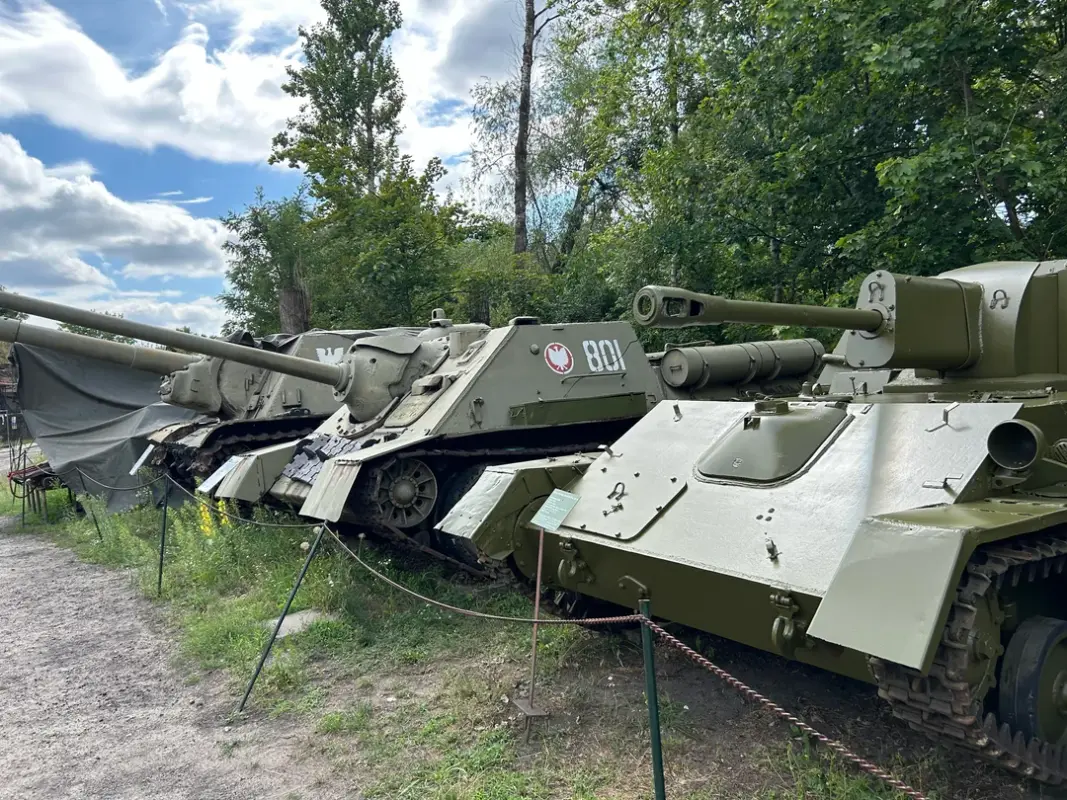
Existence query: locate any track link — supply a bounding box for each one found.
[871,531,1067,784]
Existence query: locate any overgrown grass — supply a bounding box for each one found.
[37,492,555,699]
[0,490,973,800]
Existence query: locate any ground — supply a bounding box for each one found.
[0,492,1063,800]
[0,527,335,800]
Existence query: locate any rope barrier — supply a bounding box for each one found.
[163,477,319,529]
[325,528,641,626]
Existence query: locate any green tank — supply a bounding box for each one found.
[0,291,426,482]
[197,308,824,567]
[439,260,1067,784]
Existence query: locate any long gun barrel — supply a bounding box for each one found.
[0,291,346,389]
[0,318,197,375]
[633,286,885,332]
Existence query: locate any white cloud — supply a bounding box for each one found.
[0,133,229,287]
[23,292,227,336]
[0,2,301,162]
[148,195,214,205]
[0,0,516,194]
[43,159,97,179]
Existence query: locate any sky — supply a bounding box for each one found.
[0,0,527,335]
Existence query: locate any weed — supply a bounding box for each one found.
[317,702,373,734]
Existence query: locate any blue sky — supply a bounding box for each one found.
[0,0,522,333]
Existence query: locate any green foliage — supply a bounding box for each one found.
[218,189,317,336]
[270,0,404,205]
[222,0,1067,349]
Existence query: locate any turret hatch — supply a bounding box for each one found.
[696,401,849,483]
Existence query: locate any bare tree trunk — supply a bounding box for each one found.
[513,0,536,258]
[278,257,312,334]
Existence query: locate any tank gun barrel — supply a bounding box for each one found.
[0,290,347,389]
[0,318,196,375]
[633,286,885,332]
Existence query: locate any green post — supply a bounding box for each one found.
[156,488,169,596]
[640,597,666,800]
[238,524,325,713]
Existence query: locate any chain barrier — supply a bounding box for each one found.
[325,526,930,800]
[641,619,930,800]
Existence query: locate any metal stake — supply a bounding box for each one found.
[513,527,549,733]
[640,597,666,800]
[156,489,169,596]
[19,452,26,528]
[88,504,103,542]
[238,524,326,713]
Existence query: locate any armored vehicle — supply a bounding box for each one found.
[440,260,1067,783]
[0,290,426,482]
[195,308,825,568]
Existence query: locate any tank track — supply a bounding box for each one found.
[160,420,325,482]
[870,531,1067,784]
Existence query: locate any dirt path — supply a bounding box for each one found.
[0,524,336,800]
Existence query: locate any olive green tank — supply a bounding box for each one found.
[439,260,1067,784]
[192,306,824,569]
[0,291,426,482]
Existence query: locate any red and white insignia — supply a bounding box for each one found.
[544,342,574,375]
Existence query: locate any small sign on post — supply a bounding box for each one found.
[529,488,580,532]
[513,488,582,734]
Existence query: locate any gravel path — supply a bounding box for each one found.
[0,524,335,800]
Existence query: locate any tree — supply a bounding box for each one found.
[270,0,405,207]
[470,15,622,272]
[218,190,316,335]
[310,158,457,329]
[58,312,136,345]
[513,1,571,255]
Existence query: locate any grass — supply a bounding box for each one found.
[0,485,999,800]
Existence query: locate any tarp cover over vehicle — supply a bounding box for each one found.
[9,342,201,511]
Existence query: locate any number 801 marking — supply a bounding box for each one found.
[582,339,627,373]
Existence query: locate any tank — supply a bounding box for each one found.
[439,260,1067,784]
[190,302,825,567]
[0,291,427,481]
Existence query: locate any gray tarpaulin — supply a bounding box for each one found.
[9,342,202,512]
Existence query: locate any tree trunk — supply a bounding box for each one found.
[557,172,592,267]
[994,175,1026,242]
[513,0,536,258]
[278,257,312,334]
